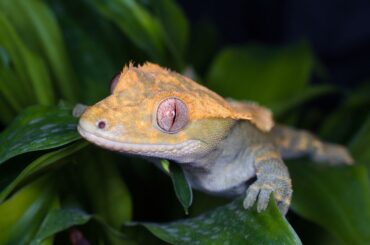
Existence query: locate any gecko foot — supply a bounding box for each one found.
[243,175,292,215]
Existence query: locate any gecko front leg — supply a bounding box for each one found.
[243,144,292,215]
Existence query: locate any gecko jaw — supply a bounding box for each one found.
[77,125,204,160]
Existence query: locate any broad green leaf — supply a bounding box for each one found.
[350,114,370,163]
[0,177,57,245]
[88,0,166,63]
[127,198,301,244]
[32,209,91,245]
[289,162,370,244]
[206,42,313,106]
[0,0,78,102]
[0,13,54,106]
[0,106,80,165]
[161,160,193,214]
[0,141,88,202]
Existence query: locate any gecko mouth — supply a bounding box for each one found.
[77,125,204,159]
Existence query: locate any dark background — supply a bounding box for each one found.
[178,0,370,87]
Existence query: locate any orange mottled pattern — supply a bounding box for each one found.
[81,63,274,145]
[113,63,273,131]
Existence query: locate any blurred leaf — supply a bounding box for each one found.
[0,13,54,106]
[0,13,34,102]
[0,95,16,124]
[0,0,77,102]
[32,208,91,245]
[161,160,193,214]
[48,0,127,103]
[188,20,219,73]
[67,149,132,228]
[148,0,189,68]
[89,0,166,63]
[0,177,57,245]
[272,85,336,116]
[289,162,370,244]
[0,141,88,202]
[350,113,370,171]
[320,84,370,143]
[207,42,313,106]
[127,198,301,244]
[0,68,24,112]
[32,208,135,245]
[0,106,80,165]
[61,25,116,103]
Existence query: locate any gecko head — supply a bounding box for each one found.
[78,62,273,162]
[78,63,235,162]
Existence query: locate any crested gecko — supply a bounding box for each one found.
[77,63,353,215]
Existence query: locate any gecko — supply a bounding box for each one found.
[77,63,353,215]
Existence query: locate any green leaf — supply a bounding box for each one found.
[32,209,91,245]
[0,94,16,124]
[148,0,189,68]
[0,13,34,102]
[65,149,132,228]
[0,68,25,112]
[127,198,301,244]
[0,0,78,102]
[188,20,219,72]
[289,162,370,244]
[88,0,166,63]
[0,177,57,245]
[271,85,336,116]
[0,141,88,202]
[319,84,370,143]
[31,208,131,245]
[0,13,54,106]
[47,0,124,103]
[161,160,193,214]
[0,106,80,165]
[206,42,313,106]
[349,114,370,163]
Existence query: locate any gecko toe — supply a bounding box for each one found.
[243,185,260,210]
[257,188,272,212]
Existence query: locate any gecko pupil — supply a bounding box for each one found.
[171,105,177,128]
[157,98,188,133]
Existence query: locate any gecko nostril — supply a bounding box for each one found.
[97,121,106,129]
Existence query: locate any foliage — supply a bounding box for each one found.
[0,0,369,244]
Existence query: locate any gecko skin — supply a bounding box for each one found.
[77,63,353,215]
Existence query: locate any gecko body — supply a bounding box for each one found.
[78,63,353,215]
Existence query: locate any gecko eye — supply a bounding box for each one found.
[110,72,121,93]
[156,98,188,133]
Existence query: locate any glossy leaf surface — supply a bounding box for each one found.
[0,106,80,165]
[128,198,301,245]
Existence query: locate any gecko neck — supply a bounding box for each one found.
[177,120,271,196]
